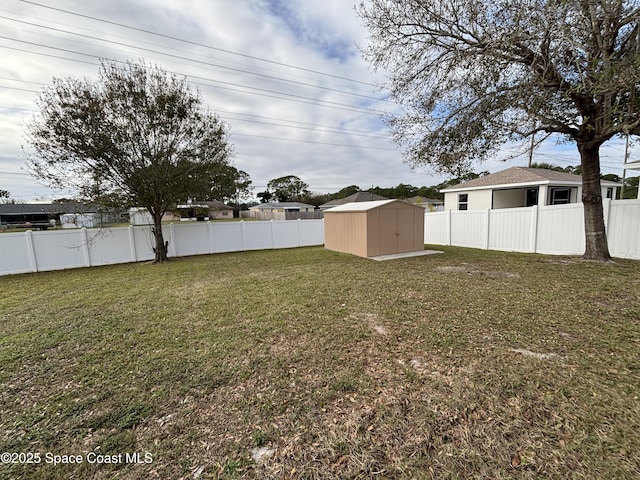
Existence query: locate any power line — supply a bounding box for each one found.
[0,40,381,115]
[19,0,379,88]
[230,132,397,151]
[0,14,387,103]
[0,100,390,140]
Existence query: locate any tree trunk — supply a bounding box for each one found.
[152,211,169,263]
[577,142,611,261]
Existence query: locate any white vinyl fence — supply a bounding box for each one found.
[424,199,640,260]
[0,219,324,276]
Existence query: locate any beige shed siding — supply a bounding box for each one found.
[324,208,368,257]
[324,200,424,258]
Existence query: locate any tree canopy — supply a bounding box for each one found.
[358,0,640,260]
[266,175,310,202]
[189,164,252,204]
[26,60,233,262]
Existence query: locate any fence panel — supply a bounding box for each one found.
[424,211,449,245]
[131,226,156,261]
[299,219,324,246]
[608,200,640,259]
[272,220,301,249]
[209,222,243,253]
[29,229,88,272]
[242,222,274,251]
[86,227,135,266]
[488,207,534,252]
[423,200,640,260]
[0,232,33,275]
[536,204,584,255]
[170,222,210,257]
[450,210,487,249]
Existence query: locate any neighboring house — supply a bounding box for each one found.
[130,201,234,225]
[0,202,119,229]
[441,167,621,211]
[172,201,234,221]
[407,196,444,212]
[319,192,388,211]
[623,160,640,199]
[248,202,315,213]
[244,202,319,220]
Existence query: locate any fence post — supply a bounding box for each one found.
[169,223,177,257]
[25,230,38,272]
[484,209,491,250]
[603,198,612,231]
[80,228,91,267]
[240,220,246,251]
[128,225,138,262]
[529,205,539,253]
[446,209,452,246]
[207,221,214,254]
[270,219,275,249]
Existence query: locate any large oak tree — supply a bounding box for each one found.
[267,175,310,202]
[358,0,640,260]
[26,60,233,262]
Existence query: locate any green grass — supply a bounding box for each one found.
[1,246,639,479]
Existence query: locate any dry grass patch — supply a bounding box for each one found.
[1,246,639,479]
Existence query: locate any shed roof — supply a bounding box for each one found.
[0,202,108,215]
[441,166,621,192]
[320,192,388,209]
[325,199,419,212]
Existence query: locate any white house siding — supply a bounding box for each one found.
[444,190,492,210]
[447,185,623,210]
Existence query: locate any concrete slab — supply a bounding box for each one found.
[369,250,444,261]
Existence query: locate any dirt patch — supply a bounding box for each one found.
[511,348,557,360]
[350,312,389,336]
[437,265,520,278]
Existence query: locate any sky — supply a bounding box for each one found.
[1,0,638,203]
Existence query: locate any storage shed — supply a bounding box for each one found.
[324,200,425,258]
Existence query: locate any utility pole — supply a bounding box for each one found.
[621,134,630,199]
[528,133,535,167]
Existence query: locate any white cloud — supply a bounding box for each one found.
[0,0,636,202]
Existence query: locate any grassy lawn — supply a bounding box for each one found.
[1,246,639,479]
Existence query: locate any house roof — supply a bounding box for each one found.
[441,167,621,192]
[175,201,233,210]
[320,192,388,209]
[0,202,108,215]
[324,199,420,212]
[250,202,315,210]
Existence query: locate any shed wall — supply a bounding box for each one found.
[325,201,424,257]
[324,211,368,257]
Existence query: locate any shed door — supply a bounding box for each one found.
[378,208,398,255]
[396,208,415,252]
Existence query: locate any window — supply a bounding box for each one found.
[458,194,468,210]
[550,188,571,205]
[606,188,614,199]
[526,188,539,207]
